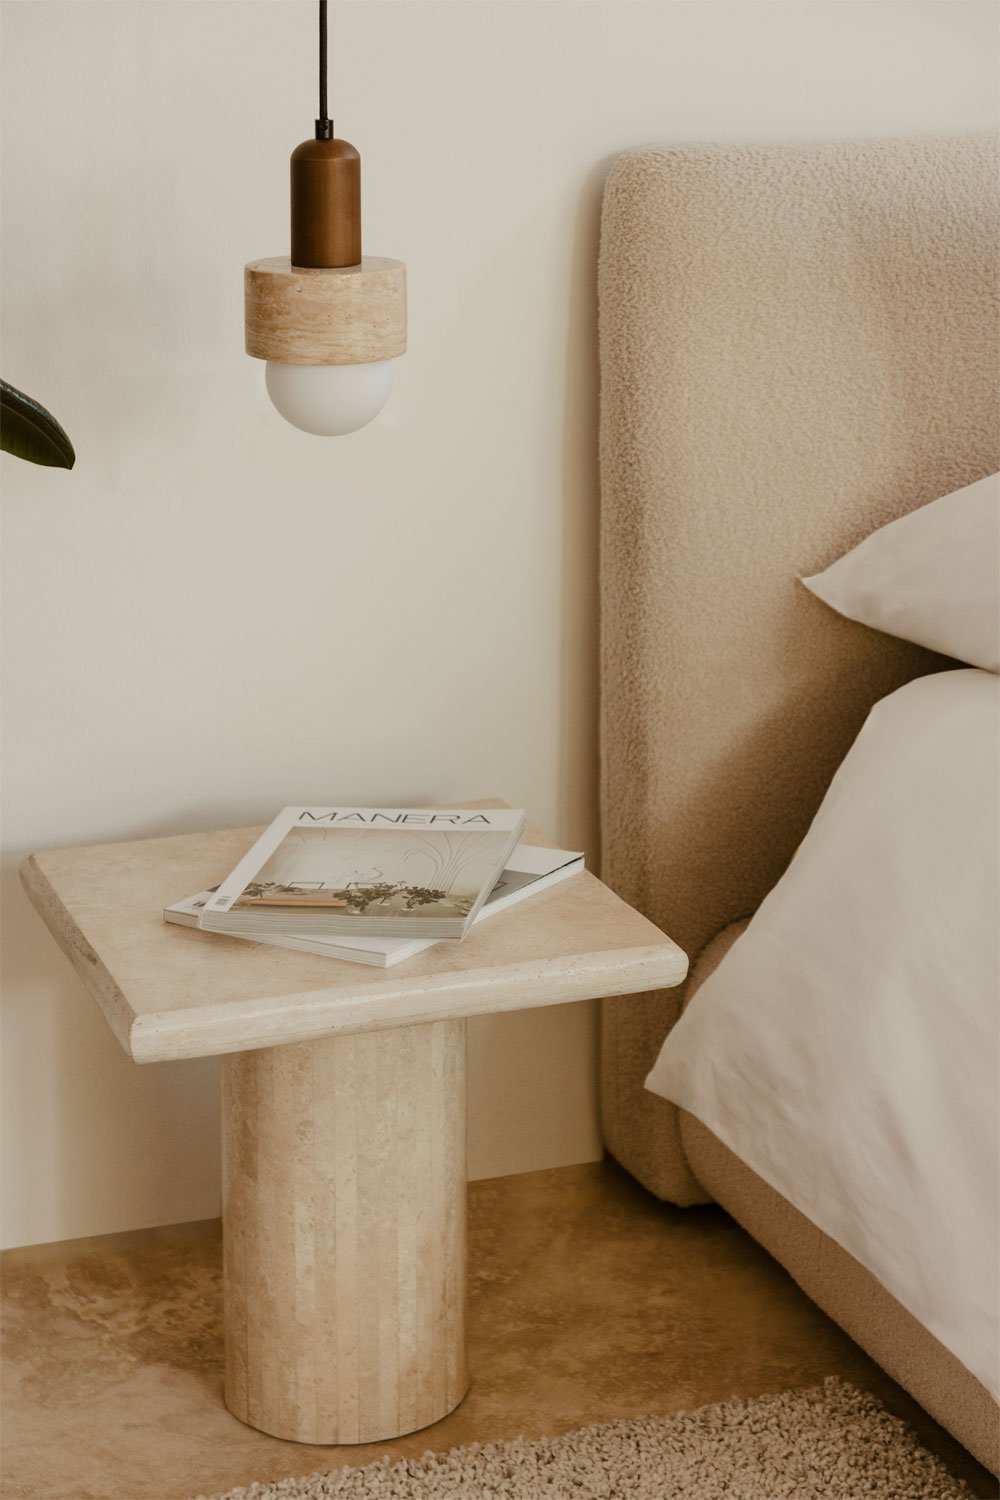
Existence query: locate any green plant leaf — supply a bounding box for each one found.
[1,379,75,469]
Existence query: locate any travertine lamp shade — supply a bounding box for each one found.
[244,256,407,366]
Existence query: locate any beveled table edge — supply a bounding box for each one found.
[127,943,687,1062]
[21,851,136,1056]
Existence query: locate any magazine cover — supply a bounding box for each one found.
[199,806,525,940]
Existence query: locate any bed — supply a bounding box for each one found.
[597,134,999,1472]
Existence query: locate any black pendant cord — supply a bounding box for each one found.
[316,0,333,138]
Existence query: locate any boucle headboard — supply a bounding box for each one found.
[598,135,1000,1202]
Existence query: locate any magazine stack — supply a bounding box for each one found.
[165,805,584,968]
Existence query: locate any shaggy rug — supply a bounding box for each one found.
[199,1380,977,1499]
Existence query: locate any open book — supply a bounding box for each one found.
[167,843,583,967]
[198,806,525,941]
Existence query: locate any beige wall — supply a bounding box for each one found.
[2,0,996,1249]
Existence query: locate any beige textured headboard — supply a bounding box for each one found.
[598,135,1000,1202]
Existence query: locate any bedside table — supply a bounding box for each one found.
[21,805,686,1446]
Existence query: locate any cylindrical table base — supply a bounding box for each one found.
[221,1019,468,1444]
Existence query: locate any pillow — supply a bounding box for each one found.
[802,472,999,672]
[645,668,999,1398]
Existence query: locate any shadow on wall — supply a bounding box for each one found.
[1,856,221,1249]
[558,156,616,869]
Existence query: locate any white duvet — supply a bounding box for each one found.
[646,669,999,1398]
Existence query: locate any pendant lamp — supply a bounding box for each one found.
[245,0,406,436]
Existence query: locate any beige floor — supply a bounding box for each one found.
[3,1161,996,1500]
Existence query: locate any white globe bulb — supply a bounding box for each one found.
[264,360,393,436]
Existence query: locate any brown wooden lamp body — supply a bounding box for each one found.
[291,137,361,269]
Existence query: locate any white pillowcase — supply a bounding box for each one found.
[646,669,1000,1396]
[803,472,999,672]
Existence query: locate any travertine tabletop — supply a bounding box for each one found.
[21,811,687,1065]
